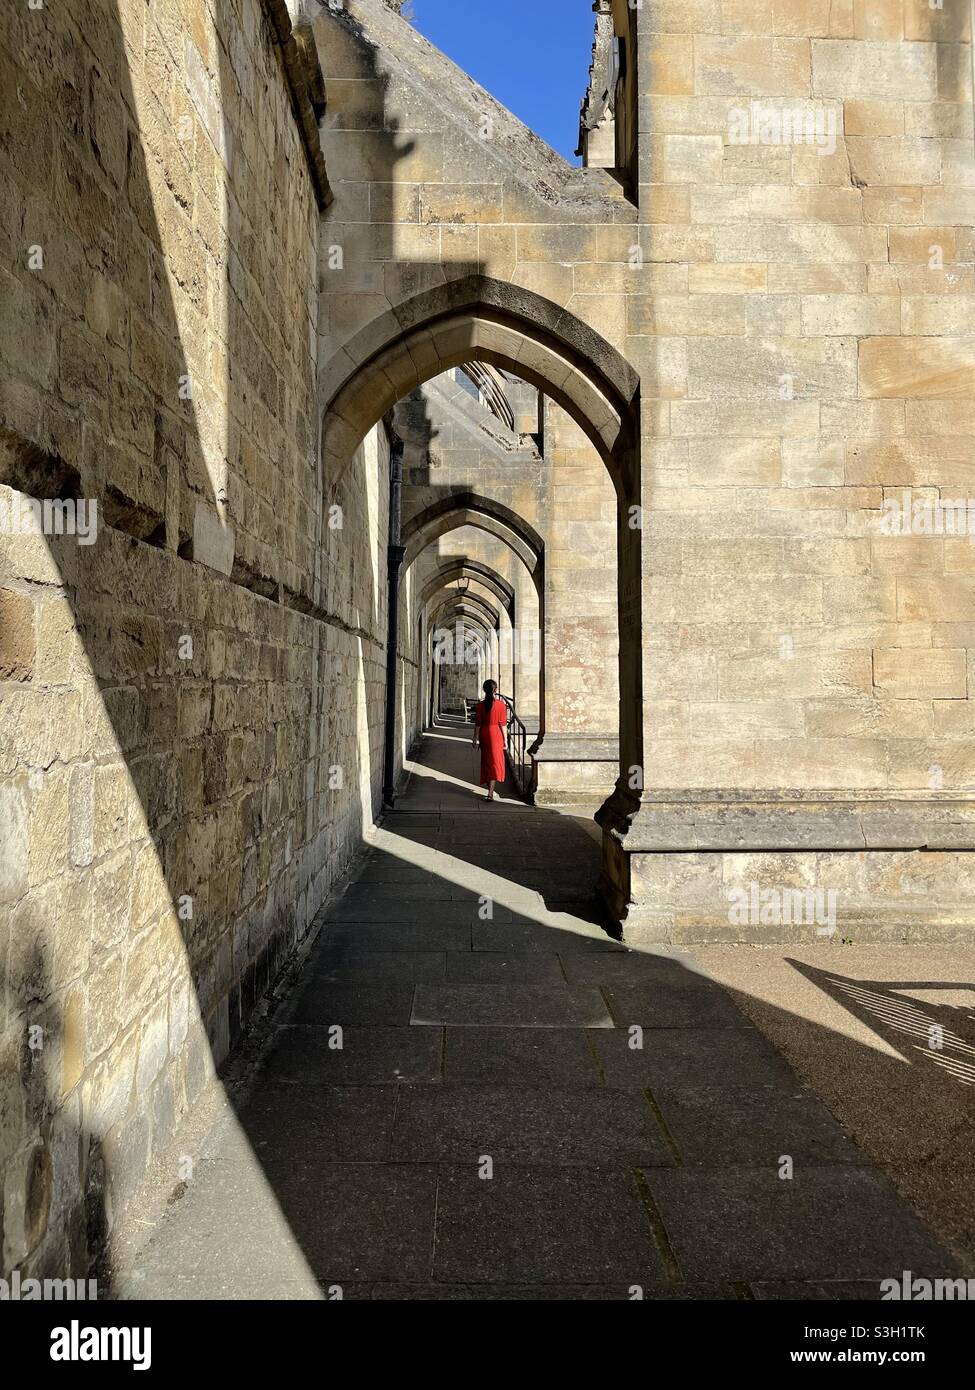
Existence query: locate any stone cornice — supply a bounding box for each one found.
[605,796,975,853]
[263,0,331,210]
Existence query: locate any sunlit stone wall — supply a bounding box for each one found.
[0,0,397,1279]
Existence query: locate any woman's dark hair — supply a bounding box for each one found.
[482,679,497,712]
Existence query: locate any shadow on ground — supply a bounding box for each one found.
[112,724,974,1301]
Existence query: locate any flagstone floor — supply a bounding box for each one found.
[113,721,966,1300]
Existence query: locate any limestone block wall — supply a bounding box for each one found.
[315,0,635,414]
[634,1,975,796]
[397,376,546,533]
[538,402,619,738]
[0,0,391,1280]
[439,655,483,713]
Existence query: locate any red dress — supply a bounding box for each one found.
[475,698,507,785]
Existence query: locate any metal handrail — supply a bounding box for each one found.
[500,695,535,802]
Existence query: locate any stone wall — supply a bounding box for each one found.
[0,0,398,1280]
[608,0,975,938]
[633,1,975,795]
[4,0,974,1281]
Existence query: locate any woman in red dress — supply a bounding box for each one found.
[472,679,507,801]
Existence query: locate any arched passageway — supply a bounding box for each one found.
[322,276,642,900]
[322,277,638,460]
[408,508,540,739]
[420,561,515,619]
[402,492,544,581]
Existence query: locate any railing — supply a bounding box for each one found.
[501,695,535,803]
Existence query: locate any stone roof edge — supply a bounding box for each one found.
[341,0,631,217]
[264,0,332,211]
[577,0,616,153]
[422,376,541,459]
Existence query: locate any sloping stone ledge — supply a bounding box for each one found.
[266,0,331,210]
[609,796,975,853]
[529,732,619,762]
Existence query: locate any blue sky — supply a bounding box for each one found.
[408,0,596,162]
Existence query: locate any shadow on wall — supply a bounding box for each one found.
[0,0,637,1291]
[0,0,400,1283]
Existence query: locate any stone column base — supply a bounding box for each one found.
[529,732,619,806]
[597,792,975,945]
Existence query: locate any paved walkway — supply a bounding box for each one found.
[117,721,960,1299]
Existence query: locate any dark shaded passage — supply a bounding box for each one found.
[115,727,963,1300]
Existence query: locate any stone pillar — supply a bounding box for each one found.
[532,402,620,803]
[510,563,541,728]
[597,0,975,945]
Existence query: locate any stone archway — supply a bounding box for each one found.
[420,561,515,620]
[419,557,523,729]
[408,502,541,727]
[322,276,639,479]
[402,492,544,582]
[430,592,500,635]
[321,275,643,872]
[432,603,494,720]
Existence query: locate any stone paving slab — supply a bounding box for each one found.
[690,942,975,1268]
[311,949,447,982]
[262,1163,440,1282]
[561,950,719,986]
[290,981,418,1026]
[389,1085,674,1166]
[340,881,467,902]
[432,1166,666,1284]
[471,922,626,953]
[651,1084,866,1168]
[319,922,473,952]
[258,1025,443,1086]
[237,1086,398,1163]
[645,1168,956,1283]
[750,1281,893,1301]
[603,983,754,1029]
[443,952,566,984]
[135,1155,440,1287]
[412,982,614,1028]
[590,1026,798,1089]
[351,862,455,884]
[116,1151,324,1285]
[443,1026,605,1088]
[324,901,516,925]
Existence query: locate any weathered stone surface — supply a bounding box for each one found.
[3,0,975,1289]
[0,586,34,681]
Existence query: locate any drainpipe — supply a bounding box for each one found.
[382,438,405,808]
